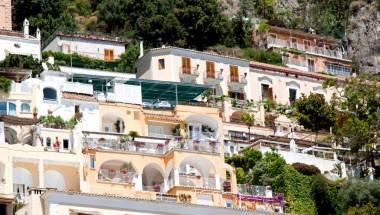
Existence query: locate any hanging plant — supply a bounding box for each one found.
[0,76,12,93]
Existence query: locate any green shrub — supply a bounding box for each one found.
[292,162,321,176]
[0,76,12,93]
[0,54,43,76]
[243,48,283,66]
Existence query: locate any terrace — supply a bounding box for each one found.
[83,131,220,155]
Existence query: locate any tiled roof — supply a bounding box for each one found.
[0,29,37,40]
[56,32,128,44]
[62,92,96,102]
[0,115,37,125]
[250,61,347,81]
[269,25,338,44]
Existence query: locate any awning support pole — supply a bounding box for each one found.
[175,84,178,105]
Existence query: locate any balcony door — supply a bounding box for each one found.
[261,84,273,100]
[230,65,239,82]
[308,59,315,72]
[206,61,215,78]
[181,57,191,74]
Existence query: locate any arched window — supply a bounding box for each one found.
[8,102,16,115]
[21,103,30,113]
[43,88,57,101]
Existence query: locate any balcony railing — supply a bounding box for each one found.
[204,71,223,82]
[10,82,32,93]
[267,37,346,60]
[98,169,136,184]
[228,75,247,85]
[179,66,200,76]
[143,184,164,192]
[283,57,308,68]
[62,82,94,95]
[84,132,220,155]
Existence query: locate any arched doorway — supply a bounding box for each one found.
[102,113,125,133]
[142,163,164,192]
[98,160,137,184]
[13,167,33,197]
[44,170,66,190]
[178,156,217,188]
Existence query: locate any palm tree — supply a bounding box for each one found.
[240,111,255,143]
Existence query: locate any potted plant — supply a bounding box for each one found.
[128,131,139,141]
[120,162,133,174]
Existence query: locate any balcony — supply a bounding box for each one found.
[84,131,220,155]
[61,82,93,95]
[228,75,247,92]
[204,70,223,84]
[179,66,200,83]
[178,174,216,189]
[283,57,308,69]
[98,169,136,184]
[267,37,347,60]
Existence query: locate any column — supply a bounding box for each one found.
[6,156,13,194]
[135,174,142,191]
[215,174,221,190]
[174,168,180,186]
[38,159,44,188]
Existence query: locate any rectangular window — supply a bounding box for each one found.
[75,105,80,114]
[63,139,69,150]
[289,88,297,103]
[104,49,114,61]
[181,57,191,74]
[230,65,239,82]
[206,61,215,78]
[261,84,273,100]
[304,40,311,51]
[90,155,96,169]
[308,59,315,72]
[62,43,71,54]
[158,58,165,70]
[290,38,297,48]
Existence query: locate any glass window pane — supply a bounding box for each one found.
[8,103,16,115]
[21,103,30,113]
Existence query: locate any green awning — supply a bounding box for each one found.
[72,74,114,91]
[125,79,213,103]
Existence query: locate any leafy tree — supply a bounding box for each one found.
[247,151,286,186]
[292,163,321,176]
[291,93,335,138]
[13,0,77,40]
[240,111,254,142]
[339,180,380,210]
[0,55,43,76]
[117,43,139,73]
[346,203,380,215]
[311,174,342,215]
[272,165,317,215]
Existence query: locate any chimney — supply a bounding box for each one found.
[23,19,30,38]
[36,28,41,40]
[139,41,144,58]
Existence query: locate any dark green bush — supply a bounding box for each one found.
[292,162,321,176]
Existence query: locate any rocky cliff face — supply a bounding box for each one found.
[346,1,380,73]
[219,0,380,73]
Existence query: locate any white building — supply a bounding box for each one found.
[43,32,127,61]
[0,19,41,61]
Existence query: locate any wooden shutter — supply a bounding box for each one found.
[268,87,273,100]
[104,49,114,61]
[206,61,215,78]
[182,57,191,74]
[230,65,238,82]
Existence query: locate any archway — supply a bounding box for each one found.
[98,160,137,184]
[178,156,217,188]
[13,167,33,196]
[44,170,66,190]
[102,113,125,133]
[142,163,164,192]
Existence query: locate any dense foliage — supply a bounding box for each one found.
[42,43,138,73]
[0,55,43,76]
[0,76,12,93]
